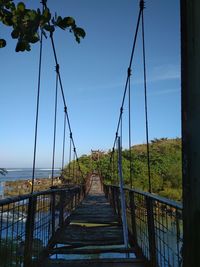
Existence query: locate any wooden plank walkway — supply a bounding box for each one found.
[38,176,146,267]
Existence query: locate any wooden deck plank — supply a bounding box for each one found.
[41,258,145,267]
[52,194,124,247]
[37,176,146,267]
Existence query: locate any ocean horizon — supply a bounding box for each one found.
[0,168,61,182]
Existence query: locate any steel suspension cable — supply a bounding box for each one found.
[111,1,143,152]
[141,2,151,193]
[51,65,59,187]
[68,135,72,178]
[109,0,143,174]
[75,159,78,183]
[41,0,83,177]
[72,148,76,182]
[31,28,43,193]
[115,137,119,185]
[128,73,133,188]
[61,107,67,171]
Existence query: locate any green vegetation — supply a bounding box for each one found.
[62,138,182,201]
[0,0,85,51]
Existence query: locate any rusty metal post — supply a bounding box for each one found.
[181,0,200,266]
[24,196,37,267]
[146,196,157,267]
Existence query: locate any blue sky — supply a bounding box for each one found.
[0,0,180,168]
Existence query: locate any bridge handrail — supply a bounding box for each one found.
[0,184,86,267]
[103,183,183,267]
[0,186,80,206]
[107,184,182,210]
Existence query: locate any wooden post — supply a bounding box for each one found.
[146,196,157,267]
[181,0,200,266]
[24,196,37,267]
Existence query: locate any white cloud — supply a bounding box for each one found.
[149,87,180,96]
[150,64,180,82]
[132,64,180,85]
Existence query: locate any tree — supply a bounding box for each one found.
[62,138,182,201]
[0,0,85,51]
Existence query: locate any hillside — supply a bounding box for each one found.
[62,138,182,201]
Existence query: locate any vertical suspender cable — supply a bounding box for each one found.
[141,1,151,193]
[110,0,143,183]
[128,71,133,188]
[120,109,123,182]
[51,65,59,187]
[115,138,119,185]
[61,107,67,171]
[42,0,83,178]
[118,136,129,250]
[31,29,43,194]
[69,136,72,178]
[75,159,78,183]
[111,149,114,183]
[72,148,76,182]
[120,108,123,148]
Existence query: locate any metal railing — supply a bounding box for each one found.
[104,184,183,267]
[0,185,86,267]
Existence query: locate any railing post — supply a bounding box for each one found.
[59,191,65,228]
[146,196,157,267]
[70,190,74,211]
[129,191,137,243]
[24,196,37,267]
[111,187,116,211]
[78,187,81,203]
[116,187,121,221]
[80,184,84,200]
[51,191,56,235]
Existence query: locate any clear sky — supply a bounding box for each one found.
[0,0,180,168]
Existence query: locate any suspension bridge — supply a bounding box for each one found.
[0,0,200,266]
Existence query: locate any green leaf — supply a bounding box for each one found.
[25,43,31,51]
[15,40,26,52]
[43,7,51,21]
[63,17,75,27]
[0,39,6,48]
[17,2,25,12]
[43,24,55,33]
[11,29,19,39]
[27,10,37,21]
[12,14,18,24]
[74,27,86,38]
[74,34,80,44]
[54,16,77,31]
[29,33,40,43]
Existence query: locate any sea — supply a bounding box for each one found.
[0,168,61,198]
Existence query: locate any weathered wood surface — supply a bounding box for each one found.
[43,258,145,267]
[38,176,146,267]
